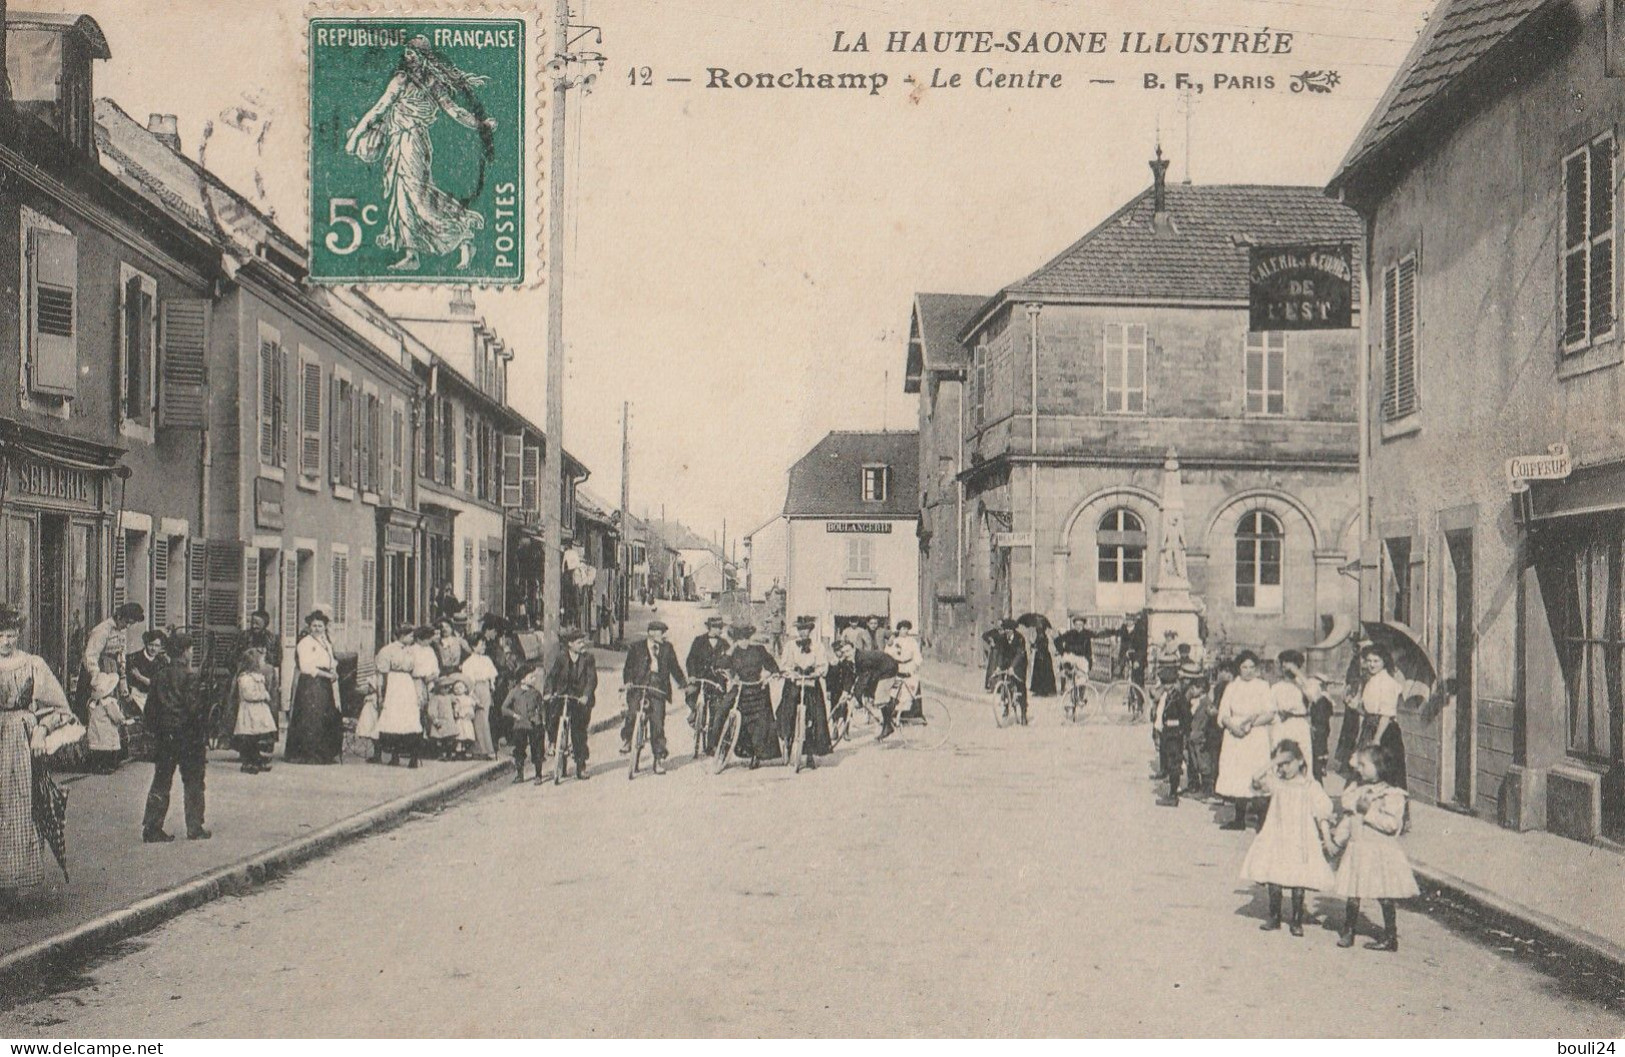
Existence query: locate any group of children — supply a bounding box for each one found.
[1148,651,1419,952]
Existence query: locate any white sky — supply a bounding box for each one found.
[53,0,1434,550]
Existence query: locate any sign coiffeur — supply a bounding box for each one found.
[1248,243,1354,330]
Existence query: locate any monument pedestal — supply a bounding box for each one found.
[1146,449,1202,664]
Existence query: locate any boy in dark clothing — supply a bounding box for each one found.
[1308,681,1335,783]
[141,634,211,842]
[1159,661,1201,806]
[502,666,548,783]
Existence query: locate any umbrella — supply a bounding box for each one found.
[31,760,68,882]
[1360,620,1436,703]
[1015,613,1051,630]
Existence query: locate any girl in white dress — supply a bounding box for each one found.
[1241,738,1334,936]
[373,625,425,768]
[1329,744,1419,951]
[1215,651,1275,830]
[459,638,499,759]
[232,647,279,774]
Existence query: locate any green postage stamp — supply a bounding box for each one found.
[309,18,526,285]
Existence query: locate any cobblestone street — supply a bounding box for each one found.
[2,646,1621,1037]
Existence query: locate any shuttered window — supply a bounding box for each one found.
[1381,256,1419,421]
[299,357,322,482]
[331,552,349,627]
[502,435,524,508]
[463,409,476,493]
[119,268,156,428]
[391,404,406,500]
[158,300,208,429]
[1563,134,1617,352]
[259,334,288,467]
[26,226,78,398]
[151,536,171,629]
[522,442,540,515]
[463,538,475,605]
[359,554,377,626]
[971,344,986,428]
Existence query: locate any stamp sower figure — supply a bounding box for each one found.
[619,620,685,774]
[142,633,211,842]
[544,629,597,779]
[344,36,497,272]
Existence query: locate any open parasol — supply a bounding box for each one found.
[1360,619,1436,704]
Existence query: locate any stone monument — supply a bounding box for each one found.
[1147,449,1202,663]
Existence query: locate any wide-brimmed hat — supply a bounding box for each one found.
[732,623,757,639]
[794,615,816,629]
[704,616,725,628]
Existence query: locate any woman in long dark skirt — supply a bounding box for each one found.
[1029,618,1057,698]
[1356,644,1408,790]
[284,612,343,764]
[724,625,780,768]
[776,618,833,768]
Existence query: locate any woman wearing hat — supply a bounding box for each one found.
[73,602,143,724]
[778,616,832,768]
[285,611,343,764]
[0,604,74,900]
[721,624,780,767]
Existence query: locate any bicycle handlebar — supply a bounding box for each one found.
[620,684,669,700]
[545,693,586,704]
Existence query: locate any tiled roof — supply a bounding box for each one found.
[783,431,919,519]
[905,293,982,393]
[967,184,1363,336]
[1330,0,1556,192]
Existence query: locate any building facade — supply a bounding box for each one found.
[774,431,919,639]
[1328,0,1625,840]
[926,167,1364,666]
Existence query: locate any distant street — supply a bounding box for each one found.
[2,603,1621,1037]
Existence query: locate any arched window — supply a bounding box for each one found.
[1235,510,1284,610]
[1097,508,1147,612]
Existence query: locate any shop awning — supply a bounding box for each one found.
[1529,461,1625,522]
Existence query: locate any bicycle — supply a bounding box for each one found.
[881,677,951,751]
[713,674,770,774]
[1058,659,1091,723]
[990,668,1026,727]
[1098,678,1148,724]
[548,693,587,784]
[622,683,669,780]
[780,672,821,772]
[688,676,725,759]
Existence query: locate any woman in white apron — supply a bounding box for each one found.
[372,624,424,768]
[1215,650,1276,830]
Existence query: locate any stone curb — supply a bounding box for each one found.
[0,710,630,1002]
[928,676,1625,973]
[1409,862,1625,974]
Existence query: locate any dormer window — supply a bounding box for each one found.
[862,464,890,503]
[6,13,110,154]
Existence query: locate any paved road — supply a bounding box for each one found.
[3,625,1622,1036]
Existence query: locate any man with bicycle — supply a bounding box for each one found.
[884,619,924,721]
[620,619,685,774]
[685,616,730,744]
[834,639,901,738]
[544,628,597,779]
[1054,615,1094,692]
[982,618,1029,721]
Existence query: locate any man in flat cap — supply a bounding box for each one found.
[685,616,731,751]
[543,628,597,779]
[621,618,685,771]
[982,617,1029,723]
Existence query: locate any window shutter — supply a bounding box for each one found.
[111,532,127,610]
[151,536,170,629]
[360,556,376,625]
[1591,137,1616,340]
[330,376,342,484]
[392,407,406,499]
[521,442,540,514]
[188,538,208,630]
[274,346,290,468]
[332,553,348,626]
[282,555,299,641]
[1395,257,1418,417]
[243,545,260,624]
[158,300,208,429]
[463,412,476,493]
[348,385,360,489]
[1381,265,1399,419]
[1565,149,1590,347]
[300,360,322,478]
[258,341,277,463]
[463,538,475,605]
[502,434,524,507]
[28,228,77,397]
[205,539,245,633]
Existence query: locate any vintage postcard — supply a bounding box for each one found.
[0,0,1620,1044]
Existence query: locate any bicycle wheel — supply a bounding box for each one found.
[628,702,647,780]
[994,683,1014,728]
[693,693,710,759]
[891,696,951,751]
[830,696,850,745]
[713,711,741,774]
[1078,682,1105,723]
[789,696,807,771]
[553,711,571,784]
[1101,681,1147,725]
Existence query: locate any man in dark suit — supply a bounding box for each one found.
[620,620,686,772]
[544,629,598,777]
[141,633,211,842]
[684,616,730,740]
[982,619,1029,720]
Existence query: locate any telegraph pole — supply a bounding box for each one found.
[619,400,629,643]
[542,0,603,638]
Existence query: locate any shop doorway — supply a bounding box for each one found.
[37,515,66,678]
[1447,531,1474,810]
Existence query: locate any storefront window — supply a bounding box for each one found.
[66,521,97,678]
[5,517,32,630]
[1556,522,1622,763]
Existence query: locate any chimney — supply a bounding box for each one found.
[1149,144,1174,235]
[449,288,477,317]
[147,113,180,152]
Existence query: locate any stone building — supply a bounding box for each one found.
[1328,0,1625,839]
[924,157,1364,665]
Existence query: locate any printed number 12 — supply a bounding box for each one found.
[629,66,652,86]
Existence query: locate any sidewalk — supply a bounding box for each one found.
[921,657,1625,970]
[0,643,633,997]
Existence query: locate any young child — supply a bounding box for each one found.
[425,675,461,759]
[501,666,548,783]
[85,671,127,774]
[1328,744,1418,951]
[450,676,478,759]
[1149,662,1179,777]
[232,647,278,773]
[1240,738,1335,936]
